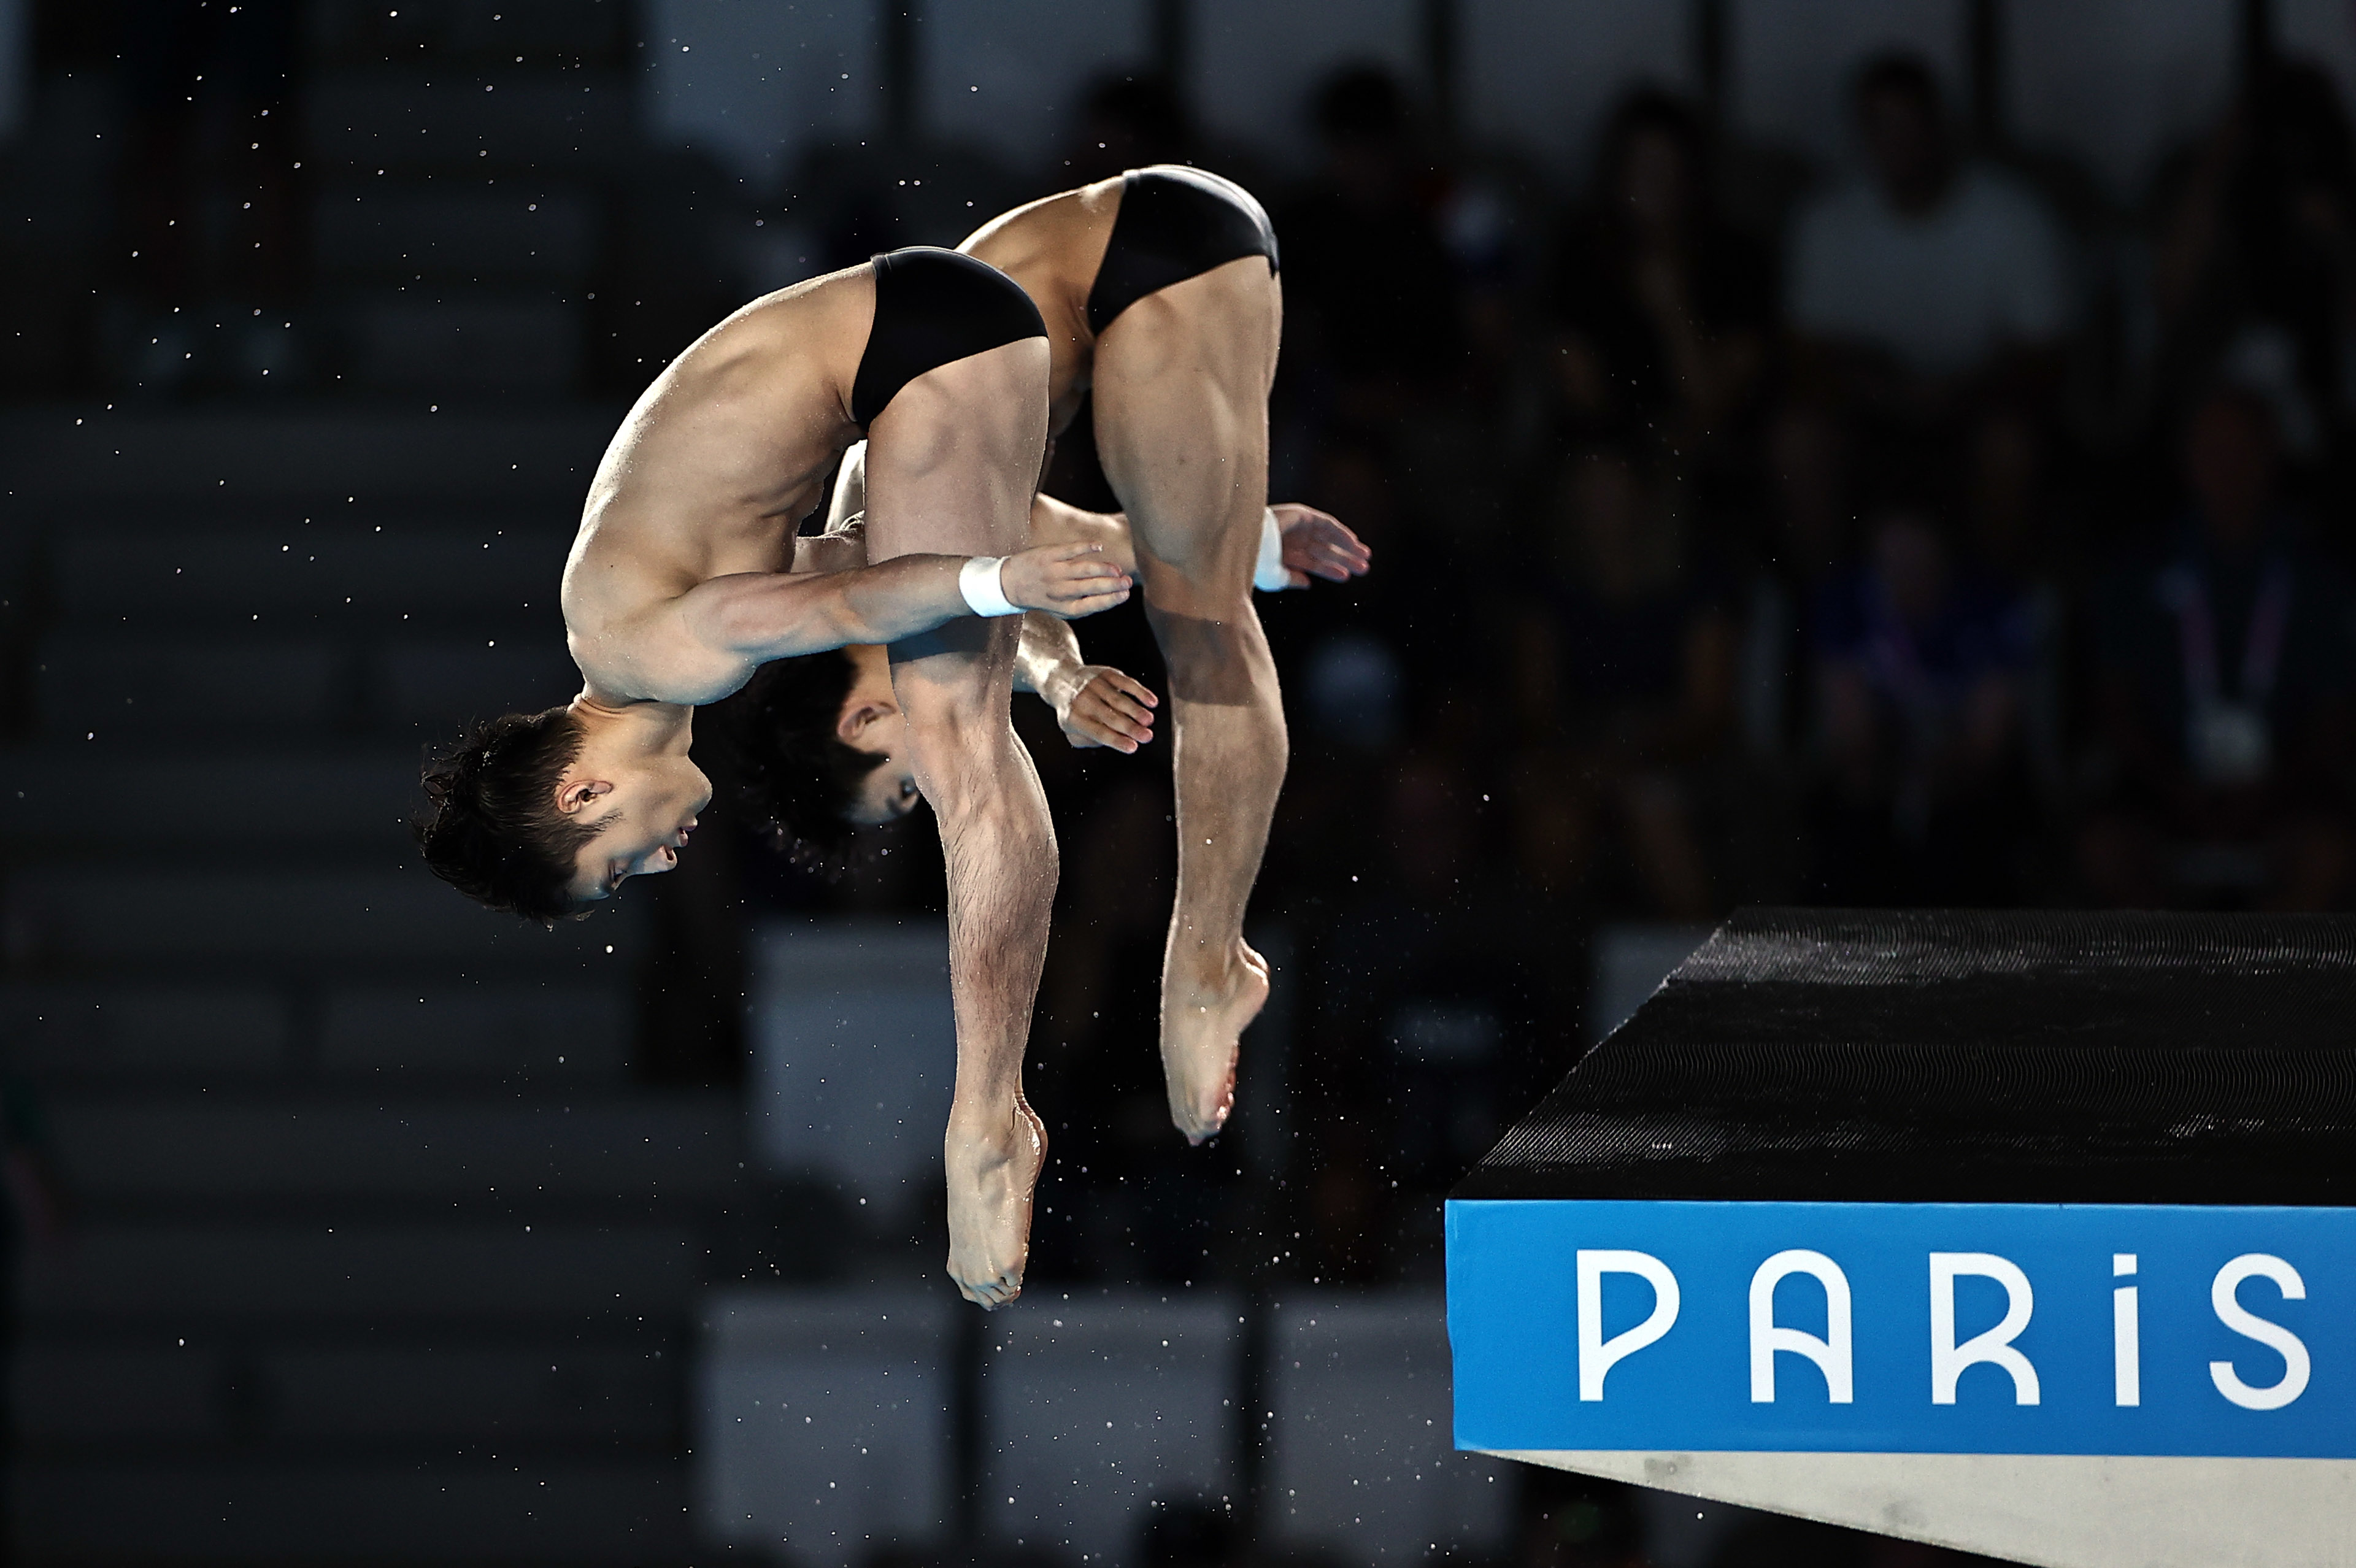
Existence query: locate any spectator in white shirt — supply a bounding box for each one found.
[1787,53,2073,415]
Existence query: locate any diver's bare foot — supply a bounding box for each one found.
[1160,939,1269,1145]
[944,1101,1046,1309]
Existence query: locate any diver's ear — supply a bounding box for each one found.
[554,778,615,817]
[837,694,899,745]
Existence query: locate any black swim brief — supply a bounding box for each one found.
[1085,166,1280,337]
[851,246,1047,429]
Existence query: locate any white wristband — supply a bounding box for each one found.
[1253,506,1289,592]
[958,555,1020,617]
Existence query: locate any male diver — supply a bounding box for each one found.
[736,169,1367,1150]
[415,247,1129,1308]
[972,167,1345,1145]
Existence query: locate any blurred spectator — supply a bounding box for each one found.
[1764,390,1857,587]
[1276,67,1461,423]
[1808,505,2033,905]
[1511,447,1734,917]
[2079,385,2355,909]
[115,0,304,391]
[1967,408,2052,583]
[1551,89,1773,456]
[1066,73,1195,185]
[2151,60,2356,472]
[1786,53,2071,424]
[1965,407,2072,798]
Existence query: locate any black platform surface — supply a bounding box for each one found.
[1456,909,2356,1208]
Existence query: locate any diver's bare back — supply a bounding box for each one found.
[560,265,874,707]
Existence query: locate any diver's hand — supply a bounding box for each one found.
[1000,543,1134,619]
[1274,504,1372,587]
[1045,663,1158,753]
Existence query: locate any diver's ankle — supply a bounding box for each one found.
[946,1099,1031,1156]
[1171,936,1254,996]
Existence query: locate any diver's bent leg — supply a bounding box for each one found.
[1140,602,1284,1143]
[1090,258,1285,1143]
[866,336,1055,1305]
[891,621,1055,1309]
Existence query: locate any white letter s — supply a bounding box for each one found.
[2211,1254,2309,1410]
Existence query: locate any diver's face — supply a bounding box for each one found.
[840,711,923,825]
[837,643,923,826]
[560,752,714,903]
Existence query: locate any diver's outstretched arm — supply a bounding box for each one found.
[1030,494,1372,589]
[679,544,1130,671]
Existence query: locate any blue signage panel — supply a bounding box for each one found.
[1448,1199,2356,1459]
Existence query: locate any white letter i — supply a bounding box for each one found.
[2114,1254,2140,1407]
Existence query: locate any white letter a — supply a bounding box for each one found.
[1750,1250,1853,1403]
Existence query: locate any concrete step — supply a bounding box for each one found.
[0,408,616,503]
[21,1221,699,1323]
[305,69,636,172]
[48,525,566,626]
[33,632,578,736]
[341,291,585,394]
[46,1093,738,1204]
[0,978,631,1083]
[16,1455,693,1564]
[1,866,641,971]
[1,749,420,850]
[19,1333,674,1447]
[315,181,601,283]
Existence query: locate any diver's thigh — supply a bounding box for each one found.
[1091,258,1277,566]
[864,336,1050,563]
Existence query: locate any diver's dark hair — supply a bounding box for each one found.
[720,650,890,870]
[416,705,598,922]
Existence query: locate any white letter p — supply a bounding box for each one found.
[1577,1249,1680,1401]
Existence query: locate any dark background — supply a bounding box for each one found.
[0,0,2344,1563]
